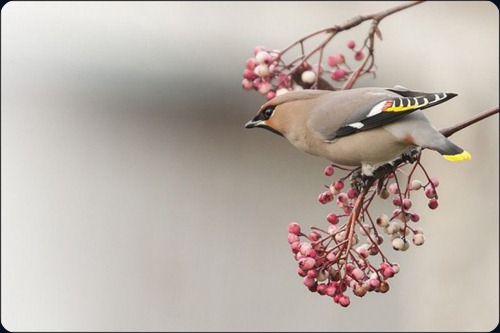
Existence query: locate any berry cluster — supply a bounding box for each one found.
[288,161,440,307]
[242,41,368,100]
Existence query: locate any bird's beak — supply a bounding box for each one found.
[244,119,264,129]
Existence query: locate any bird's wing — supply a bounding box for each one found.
[310,88,457,142]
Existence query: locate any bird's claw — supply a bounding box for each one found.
[350,169,375,193]
[401,146,421,164]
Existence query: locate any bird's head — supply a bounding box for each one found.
[244,90,327,137]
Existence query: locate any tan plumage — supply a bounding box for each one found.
[245,86,470,175]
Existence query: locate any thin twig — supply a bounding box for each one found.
[440,107,499,138]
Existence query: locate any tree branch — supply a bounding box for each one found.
[440,107,499,138]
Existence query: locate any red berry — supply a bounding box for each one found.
[338,295,350,307]
[402,198,412,210]
[246,58,257,70]
[428,198,439,209]
[243,69,255,80]
[410,213,420,222]
[318,191,333,204]
[347,188,358,199]
[303,276,316,288]
[317,283,327,295]
[308,231,321,242]
[334,180,345,190]
[324,165,335,176]
[287,222,301,235]
[327,213,339,224]
[425,186,436,199]
[327,54,345,66]
[392,196,402,207]
[347,40,356,49]
[330,68,346,80]
[430,177,440,187]
[354,50,365,61]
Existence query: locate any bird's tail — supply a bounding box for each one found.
[432,137,471,161]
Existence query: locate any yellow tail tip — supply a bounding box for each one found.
[443,151,471,161]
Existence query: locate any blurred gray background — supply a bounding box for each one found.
[1,1,498,331]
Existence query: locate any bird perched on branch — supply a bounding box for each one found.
[245,86,470,177]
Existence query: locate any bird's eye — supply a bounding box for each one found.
[263,106,275,120]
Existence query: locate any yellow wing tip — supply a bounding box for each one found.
[443,151,471,162]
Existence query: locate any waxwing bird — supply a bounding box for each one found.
[245,86,471,176]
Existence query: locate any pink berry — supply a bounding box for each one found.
[255,50,272,65]
[316,283,327,295]
[337,193,348,205]
[266,91,276,100]
[241,79,253,90]
[303,276,316,288]
[376,214,389,227]
[254,45,266,55]
[290,241,301,253]
[331,68,346,81]
[334,180,345,190]
[424,186,436,199]
[254,64,270,77]
[287,222,301,235]
[368,278,380,289]
[298,257,316,271]
[243,69,255,80]
[347,188,358,199]
[392,196,402,207]
[328,54,345,66]
[327,213,339,224]
[299,242,313,255]
[430,177,440,187]
[410,213,420,222]
[306,249,318,259]
[246,58,257,70]
[388,183,399,194]
[325,284,336,297]
[351,268,365,280]
[258,81,271,94]
[288,233,299,244]
[318,191,333,204]
[354,50,365,61]
[428,198,439,210]
[343,206,352,214]
[324,165,335,176]
[307,269,319,279]
[338,295,350,307]
[402,198,412,210]
[347,40,356,49]
[356,246,369,258]
[382,266,395,278]
[308,231,321,242]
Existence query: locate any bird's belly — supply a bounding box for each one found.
[316,128,409,166]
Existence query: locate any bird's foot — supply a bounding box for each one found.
[350,169,376,193]
[401,146,422,164]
